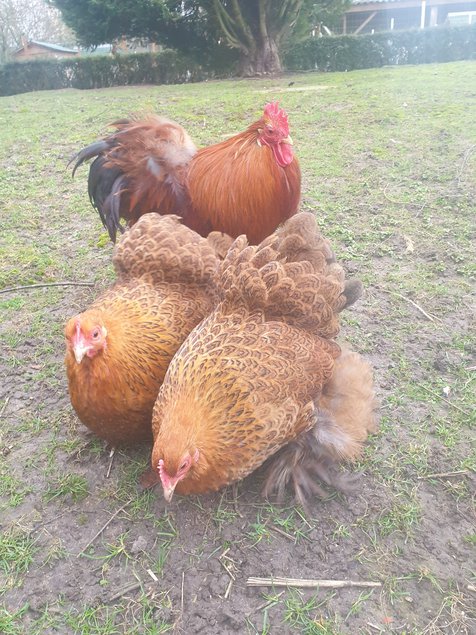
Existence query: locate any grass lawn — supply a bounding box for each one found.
[0,60,475,634]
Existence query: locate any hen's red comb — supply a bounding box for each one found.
[264,101,290,135]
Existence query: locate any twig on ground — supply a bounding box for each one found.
[181,571,185,613]
[457,144,476,185]
[0,281,95,295]
[0,397,10,418]
[270,526,296,542]
[468,585,476,592]
[367,623,385,632]
[108,582,141,602]
[417,470,469,480]
[379,287,442,323]
[105,447,115,479]
[383,181,407,205]
[224,578,233,599]
[147,569,158,582]
[246,577,381,589]
[247,591,285,616]
[418,384,471,416]
[77,499,132,556]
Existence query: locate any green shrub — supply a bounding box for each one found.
[1,25,474,96]
[0,49,236,97]
[285,24,476,71]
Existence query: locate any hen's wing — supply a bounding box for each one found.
[218,212,355,339]
[112,213,218,288]
[72,116,197,241]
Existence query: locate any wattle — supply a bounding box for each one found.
[272,142,294,168]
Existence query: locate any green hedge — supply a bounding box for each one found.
[285,24,476,72]
[1,25,475,96]
[0,49,235,97]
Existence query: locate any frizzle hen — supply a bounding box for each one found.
[148,212,370,501]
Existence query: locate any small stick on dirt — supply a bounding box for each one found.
[380,288,441,323]
[224,578,233,600]
[147,568,158,582]
[467,585,476,592]
[108,581,141,602]
[0,397,10,418]
[77,499,132,556]
[247,577,381,589]
[105,447,115,479]
[457,144,476,185]
[418,384,471,416]
[181,571,185,614]
[0,281,95,295]
[383,181,406,205]
[270,526,296,542]
[247,591,285,616]
[417,470,468,480]
[367,622,385,632]
[219,558,236,581]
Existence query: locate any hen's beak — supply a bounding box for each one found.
[73,343,89,364]
[162,483,177,503]
[282,134,293,145]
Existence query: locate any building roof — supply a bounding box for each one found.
[351,0,402,4]
[15,40,78,54]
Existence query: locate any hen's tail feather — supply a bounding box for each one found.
[268,213,364,311]
[112,213,219,286]
[342,279,363,309]
[218,212,352,338]
[262,350,377,508]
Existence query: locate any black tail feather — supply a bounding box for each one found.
[71,139,126,242]
[70,140,110,177]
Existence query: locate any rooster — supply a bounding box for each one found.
[145,213,376,502]
[72,102,300,245]
[64,213,225,445]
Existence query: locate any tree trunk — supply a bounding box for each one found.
[238,36,282,76]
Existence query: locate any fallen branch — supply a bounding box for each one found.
[418,384,471,416]
[246,577,381,589]
[77,499,132,556]
[417,470,468,480]
[0,281,95,295]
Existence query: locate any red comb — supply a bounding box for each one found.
[263,102,289,135]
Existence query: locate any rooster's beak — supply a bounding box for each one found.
[162,483,177,503]
[73,343,89,364]
[282,135,293,145]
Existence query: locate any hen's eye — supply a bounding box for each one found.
[92,329,100,339]
[179,461,188,472]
